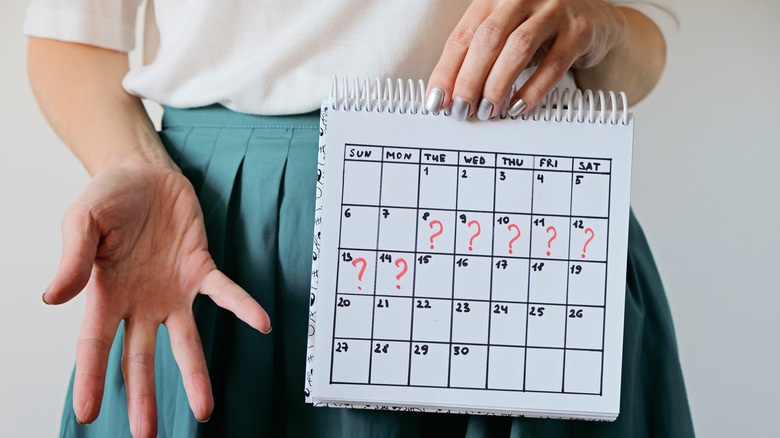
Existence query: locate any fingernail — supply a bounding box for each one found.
[508,98,527,116]
[197,415,211,424]
[261,326,272,335]
[477,98,494,121]
[75,416,91,425]
[451,97,469,121]
[425,87,444,114]
[42,283,51,305]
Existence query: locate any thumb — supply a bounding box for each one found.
[43,205,99,305]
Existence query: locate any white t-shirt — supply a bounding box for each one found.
[24,0,677,115]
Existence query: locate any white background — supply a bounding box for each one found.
[1,0,778,436]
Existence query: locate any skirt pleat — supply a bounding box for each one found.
[60,105,694,438]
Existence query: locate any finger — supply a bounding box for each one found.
[122,319,159,438]
[482,15,557,118]
[450,4,528,120]
[72,299,122,424]
[509,32,581,116]
[165,312,213,422]
[425,3,492,113]
[200,270,271,334]
[45,204,99,305]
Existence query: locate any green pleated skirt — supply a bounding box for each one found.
[60,105,695,437]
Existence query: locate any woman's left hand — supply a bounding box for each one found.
[426,0,627,119]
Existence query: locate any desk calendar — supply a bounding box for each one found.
[306,78,633,420]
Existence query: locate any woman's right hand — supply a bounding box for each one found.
[43,163,271,438]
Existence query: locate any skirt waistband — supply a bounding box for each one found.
[161,104,320,130]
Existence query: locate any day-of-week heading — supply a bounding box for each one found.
[536,157,573,170]
[576,159,611,173]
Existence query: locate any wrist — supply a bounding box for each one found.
[88,121,178,176]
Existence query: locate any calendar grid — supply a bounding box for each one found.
[522,163,536,392]
[561,157,576,393]
[365,153,388,385]
[331,143,612,395]
[406,147,424,386]
[328,143,351,385]
[445,150,463,388]
[599,168,614,396]
[485,151,499,389]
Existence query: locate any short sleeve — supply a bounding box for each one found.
[612,1,679,48]
[23,0,144,52]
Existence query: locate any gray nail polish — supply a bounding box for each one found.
[508,98,527,117]
[477,98,494,121]
[426,87,444,114]
[451,97,470,121]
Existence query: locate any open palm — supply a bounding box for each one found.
[44,164,270,438]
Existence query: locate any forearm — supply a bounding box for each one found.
[27,37,174,176]
[573,6,666,105]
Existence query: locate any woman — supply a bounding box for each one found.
[25,0,693,436]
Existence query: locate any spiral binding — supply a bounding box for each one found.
[328,76,629,125]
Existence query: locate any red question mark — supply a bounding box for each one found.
[429,220,443,249]
[507,224,521,254]
[468,220,481,251]
[582,228,595,258]
[351,258,367,290]
[394,258,408,289]
[546,226,557,256]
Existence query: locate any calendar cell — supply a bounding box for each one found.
[525,348,564,392]
[528,260,568,304]
[409,342,450,387]
[526,304,566,348]
[571,172,610,218]
[342,159,382,205]
[337,250,376,294]
[372,296,413,341]
[569,218,608,262]
[412,298,452,343]
[531,169,572,216]
[489,303,528,346]
[419,163,458,209]
[451,300,490,344]
[381,162,420,208]
[529,215,570,260]
[455,211,494,255]
[493,213,532,258]
[417,210,456,254]
[487,346,525,390]
[490,258,529,302]
[331,339,371,384]
[450,345,488,388]
[565,307,605,350]
[339,206,379,250]
[457,166,496,212]
[568,262,606,306]
[453,255,492,301]
[494,168,533,214]
[413,254,454,299]
[378,207,417,252]
[370,341,410,385]
[563,350,602,394]
[375,251,414,296]
[334,294,374,339]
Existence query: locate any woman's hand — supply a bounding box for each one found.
[426,0,642,120]
[43,164,271,437]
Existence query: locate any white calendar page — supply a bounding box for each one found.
[307,103,633,420]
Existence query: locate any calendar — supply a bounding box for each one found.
[306,78,633,420]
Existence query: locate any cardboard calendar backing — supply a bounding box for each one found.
[306,92,633,421]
